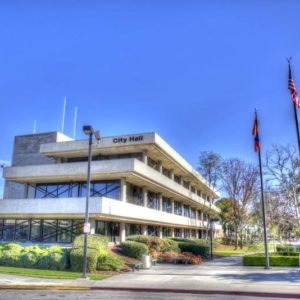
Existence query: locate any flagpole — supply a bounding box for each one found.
[288,59,300,158]
[255,110,270,269]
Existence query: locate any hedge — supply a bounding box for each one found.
[121,241,148,259]
[243,255,299,267]
[0,243,69,270]
[97,254,124,271]
[177,242,210,259]
[276,244,297,254]
[72,234,108,252]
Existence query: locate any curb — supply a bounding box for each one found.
[0,285,300,298]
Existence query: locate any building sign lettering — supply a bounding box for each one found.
[113,135,144,144]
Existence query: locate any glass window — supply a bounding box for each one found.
[69,183,79,197]
[15,220,29,241]
[147,191,160,210]
[147,157,159,171]
[27,185,35,198]
[183,205,190,217]
[147,225,159,237]
[57,184,69,198]
[174,228,181,237]
[191,208,196,219]
[183,181,190,189]
[162,197,172,213]
[30,220,42,242]
[57,220,72,243]
[72,220,84,239]
[42,220,57,242]
[183,229,190,238]
[174,175,181,184]
[162,227,171,237]
[197,210,202,220]
[95,221,120,243]
[174,201,182,215]
[35,185,47,198]
[106,182,120,200]
[125,224,142,236]
[191,229,197,238]
[47,184,58,198]
[162,167,171,178]
[3,220,15,241]
[92,182,106,197]
[0,219,3,240]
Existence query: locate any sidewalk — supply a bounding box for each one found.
[0,257,300,298]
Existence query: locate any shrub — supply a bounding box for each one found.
[243,255,299,267]
[161,239,180,253]
[121,241,148,259]
[188,254,203,265]
[97,254,124,271]
[158,251,177,263]
[127,235,163,251]
[276,244,296,254]
[72,234,108,253]
[177,242,210,258]
[20,252,39,268]
[70,248,99,272]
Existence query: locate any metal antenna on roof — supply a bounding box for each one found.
[61,96,67,133]
[33,120,37,134]
[73,105,78,140]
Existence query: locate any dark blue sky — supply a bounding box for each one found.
[1,1,300,195]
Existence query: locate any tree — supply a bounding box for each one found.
[220,158,259,249]
[197,151,221,191]
[265,144,300,230]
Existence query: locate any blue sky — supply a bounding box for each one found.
[1,1,300,196]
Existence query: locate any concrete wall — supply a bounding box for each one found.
[3,132,71,199]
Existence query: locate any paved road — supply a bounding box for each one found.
[0,290,297,300]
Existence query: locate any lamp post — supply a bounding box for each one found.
[209,217,219,260]
[82,125,100,279]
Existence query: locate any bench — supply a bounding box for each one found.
[151,258,158,266]
[129,262,143,272]
[174,256,189,265]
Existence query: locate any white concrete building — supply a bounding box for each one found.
[0,131,221,244]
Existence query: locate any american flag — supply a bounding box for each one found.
[252,113,260,152]
[288,62,300,108]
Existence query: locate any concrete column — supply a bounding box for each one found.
[179,176,183,185]
[120,222,126,242]
[89,220,96,234]
[142,224,147,236]
[171,198,175,214]
[159,226,163,239]
[171,227,175,238]
[142,186,148,207]
[158,160,163,173]
[189,229,193,239]
[159,193,163,211]
[142,149,148,165]
[169,169,174,180]
[181,203,185,216]
[181,228,185,238]
[120,177,127,202]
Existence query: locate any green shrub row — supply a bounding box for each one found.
[276,244,298,254]
[0,243,69,270]
[121,241,148,259]
[97,254,124,271]
[243,255,299,267]
[177,242,210,259]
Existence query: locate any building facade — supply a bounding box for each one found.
[0,131,221,244]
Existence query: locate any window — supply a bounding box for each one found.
[32,181,120,200]
[190,208,196,219]
[183,181,190,189]
[174,228,181,237]
[125,224,142,236]
[127,184,143,206]
[191,229,197,238]
[162,227,171,237]
[174,175,181,184]
[147,225,159,237]
[162,197,172,213]
[197,210,202,220]
[15,220,29,241]
[0,219,3,240]
[174,201,182,215]
[3,220,15,241]
[191,186,196,193]
[31,220,42,241]
[183,229,190,238]
[67,153,143,162]
[57,220,72,243]
[147,157,160,171]
[183,205,190,217]
[42,220,58,242]
[197,190,201,197]
[147,191,160,210]
[162,167,171,178]
[96,221,120,243]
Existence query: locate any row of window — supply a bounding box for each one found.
[0,219,84,243]
[0,219,209,243]
[29,181,120,200]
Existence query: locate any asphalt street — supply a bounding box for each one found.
[0,290,298,300]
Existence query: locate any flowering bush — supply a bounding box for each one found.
[158,251,178,263]
[149,249,161,258]
[188,254,203,265]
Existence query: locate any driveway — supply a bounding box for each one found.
[91,256,300,294]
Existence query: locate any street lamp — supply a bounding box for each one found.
[82,125,100,279]
[209,217,219,260]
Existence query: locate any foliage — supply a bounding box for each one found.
[158,251,178,263]
[158,251,202,265]
[70,248,99,272]
[72,234,108,253]
[243,254,299,267]
[177,242,210,258]
[276,244,297,254]
[97,254,124,271]
[121,241,148,259]
[0,243,69,270]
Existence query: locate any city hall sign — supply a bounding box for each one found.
[112,135,144,144]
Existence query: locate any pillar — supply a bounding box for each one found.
[142,186,148,207]
[157,160,163,173]
[120,177,127,202]
[142,149,148,164]
[159,226,163,239]
[170,169,174,180]
[171,227,175,238]
[142,224,148,236]
[159,193,163,211]
[181,228,185,238]
[89,220,96,235]
[171,198,175,214]
[120,222,126,242]
[181,203,185,216]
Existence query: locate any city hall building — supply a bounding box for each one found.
[0,131,221,244]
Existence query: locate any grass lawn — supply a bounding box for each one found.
[0,266,111,280]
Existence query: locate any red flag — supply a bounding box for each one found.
[252,114,260,152]
[289,62,300,108]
